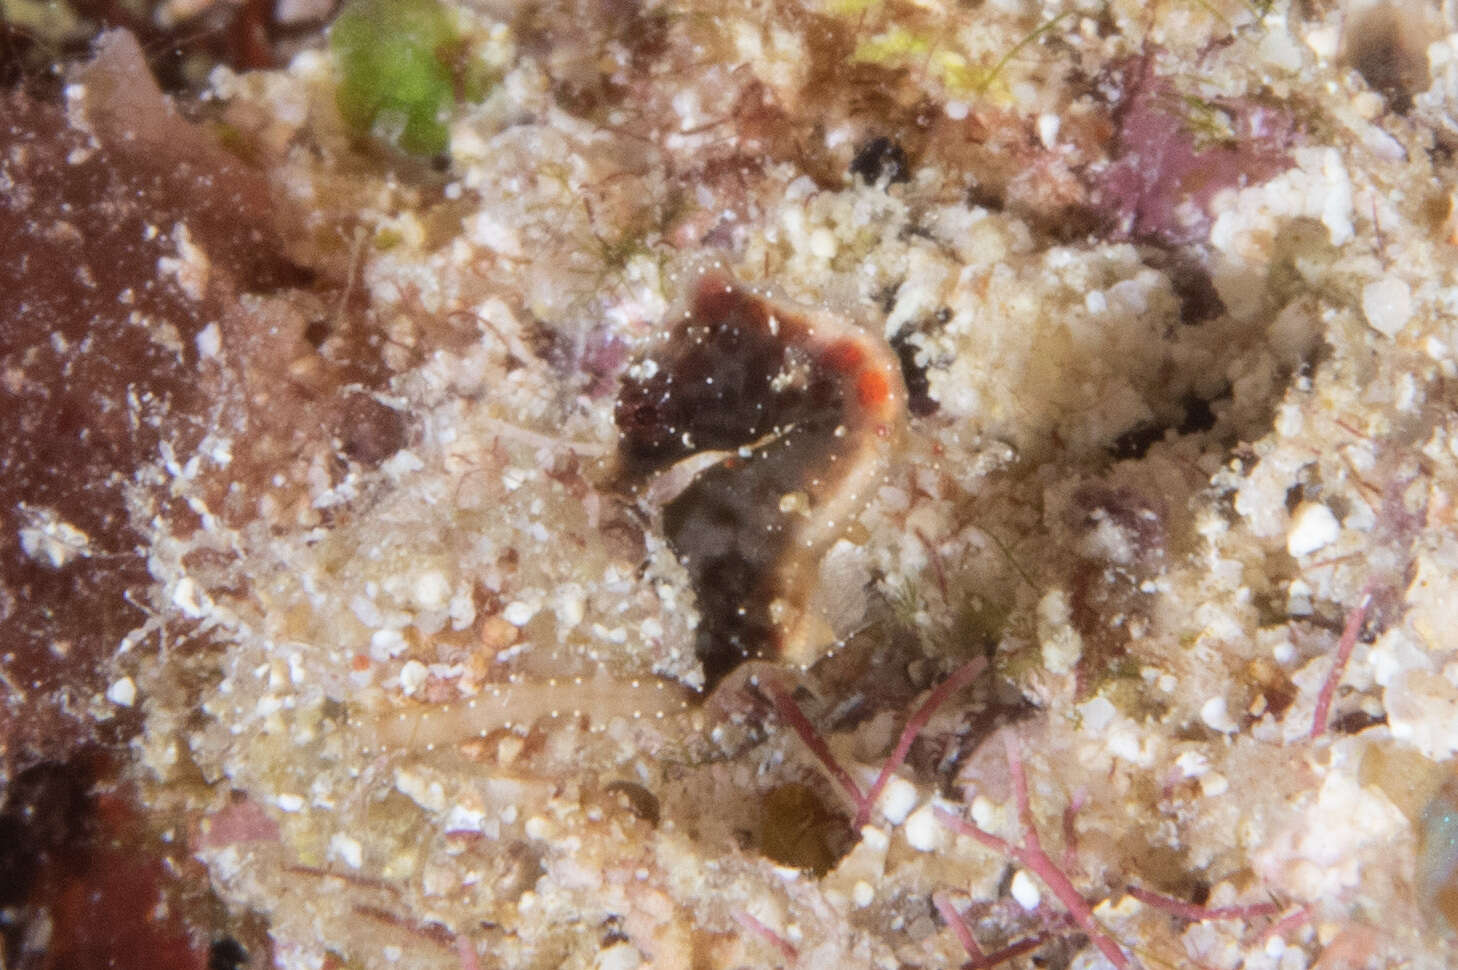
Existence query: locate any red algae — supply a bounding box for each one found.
[0,87,224,769]
[0,32,315,771]
[1096,53,1298,246]
[0,31,386,967]
[0,753,215,970]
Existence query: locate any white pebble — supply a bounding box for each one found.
[370,628,406,659]
[411,570,451,610]
[171,576,210,619]
[399,660,428,696]
[276,793,305,812]
[503,601,537,626]
[595,943,643,970]
[1361,277,1412,337]
[1304,24,1339,60]
[1274,402,1303,438]
[195,322,222,360]
[555,589,586,628]
[970,795,999,830]
[809,227,838,260]
[445,804,486,833]
[1174,750,1210,779]
[1286,579,1313,617]
[1351,90,1384,121]
[1078,696,1116,733]
[329,832,364,869]
[1036,113,1060,149]
[1287,502,1340,557]
[1200,696,1238,734]
[903,804,944,852]
[878,776,918,825]
[1010,870,1042,910]
[853,880,875,907]
[106,676,136,707]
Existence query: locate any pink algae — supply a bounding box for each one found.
[1096,54,1298,247]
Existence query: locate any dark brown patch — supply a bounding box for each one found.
[892,331,938,417]
[757,782,853,875]
[603,781,661,827]
[1345,3,1431,115]
[849,135,910,187]
[335,392,409,467]
[0,752,217,970]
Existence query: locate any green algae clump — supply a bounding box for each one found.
[330,0,460,157]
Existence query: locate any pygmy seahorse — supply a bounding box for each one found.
[357,269,907,751]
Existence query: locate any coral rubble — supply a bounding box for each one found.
[7,1,1458,968]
